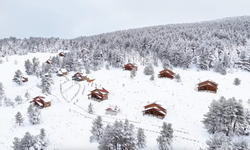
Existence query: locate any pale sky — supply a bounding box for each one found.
[1,0,250,39]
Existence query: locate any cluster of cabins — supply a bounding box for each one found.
[31,52,219,119]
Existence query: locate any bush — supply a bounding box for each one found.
[234,78,241,85]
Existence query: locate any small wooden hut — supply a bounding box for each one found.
[22,77,28,82]
[123,63,138,71]
[142,102,167,119]
[197,80,218,93]
[72,72,85,81]
[30,96,51,108]
[158,69,175,79]
[56,68,68,76]
[88,88,109,101]
[106,106,119,115]
[59,52,65,57]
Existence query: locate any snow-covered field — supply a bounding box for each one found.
[0,52,250,150]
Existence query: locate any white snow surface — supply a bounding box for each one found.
[0,52,250,150]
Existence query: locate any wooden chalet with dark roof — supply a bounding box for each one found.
[72,72,85,81]
[197,80,218,93]
[59,52,65,57]
[56,68,68,76]
[88,88,109,101]
[30,96,51,108]
[158,69,175,79]
[142,102,167,119]
[45,59,52,64]
[123,63,138,71]
[22,77,28,82]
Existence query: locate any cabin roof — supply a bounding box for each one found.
[198,80,218,87]
[159,69,175,76]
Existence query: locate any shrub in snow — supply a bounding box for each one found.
[15,95,23,104]
[130,68,136,78]
[27,105,42,125]
[143,65,154,75]
[15,111,24,126]
[206,133,231,150]
[25,91,31,101]
[234,78,241,85]
[4,97,14,107]
[150,75,155,81]
[0,82,5,100]
[90,116,104,142]
[156,122,173,150]
[174,73,181,82]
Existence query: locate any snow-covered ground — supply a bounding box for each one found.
[0,52,250,150]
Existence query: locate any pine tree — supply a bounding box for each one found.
[174,73,181,82]
[19,132,36,150]
[98,124,113,149]
[0,82,5,105]
[27,105,42,125]
[15,95,23,104]
[4,97,13,107]
[91,116,104,142]
[137,128,146,148]
[12,69,24,85]
[32,57,41,78]
[122,119,137,150]
[150,75,155,81]
[41,73,53,95]
[206,133,232,150]
[24,59,33,75]
[88,103,94,114]
[36,128,48,150]
[156,122,174,150]
[12,137,20,150]
[15,111,24,126]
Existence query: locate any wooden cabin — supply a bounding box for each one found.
[56,68,68,76]
[123,63,138,71]
[72,72,85,81]
[158,69,175,79]
[197,80,218,93]
[81,48,88,53]
[59,52,65,57]
[88,88,109,101]
[106,105,119,115]
[22,77,28,82]
[30,96,51,108]
[45,59,52,64]
[142,102,167,119]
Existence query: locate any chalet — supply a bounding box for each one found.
[56,68,68,76]
[72,72,85,81]
[123,63,138,71]
[81,48,88,53]
[88,88,109,101]
[158,69,175,79]
[106,105,119,115]
[30,96,51,108]
[197,80,218,93]
[142,102,167,119]
[22,77,28,82]
[59,52,65,57]
[45,59,52,64]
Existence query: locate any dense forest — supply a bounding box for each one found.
[1,16,250,73]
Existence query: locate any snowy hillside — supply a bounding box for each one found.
[0,52,250,150]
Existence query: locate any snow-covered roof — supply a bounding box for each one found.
[143,107,166,115]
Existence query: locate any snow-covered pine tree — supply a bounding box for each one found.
[206,133,232,150]
[156,122,174,150]
[32,57,41,78]
[98,124,113,149]
[27,105,42,125]
[12,69,24,85]
[150,75,155,81]
[15,111,24,126]
[122,119,137,150]
[19,132,36,150]
[41,73,53,95]
[137,127,146,148]
[35,128,48,150]
[4,97,14,107]
[12,137,20,150]
[232,138,250,150]
[15,95,23,104]
[143,65,154,75]
[88,103,94,114]
[24,59,33,75]
[90,116,104,142]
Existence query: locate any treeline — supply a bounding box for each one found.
[1,16,250,72]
